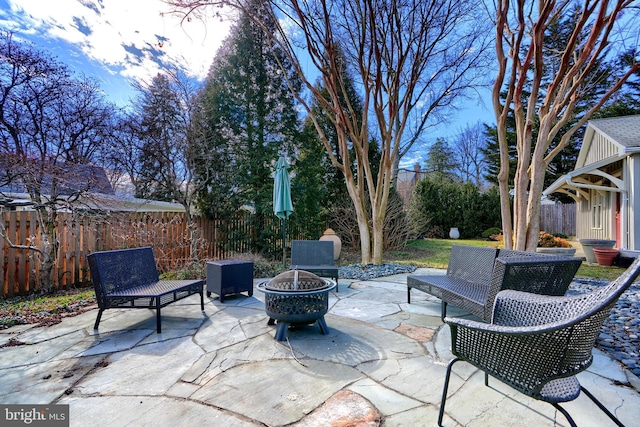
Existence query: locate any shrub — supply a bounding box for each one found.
[408,177,501,239]
[328,187,412,251]
[538,231,572,248]
[482,227,502,239]
[491,234,504,244]
[161,261,207,280]
[160,252,284,281]
[227,252,285,277]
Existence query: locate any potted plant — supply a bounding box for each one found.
[536,232,577,256]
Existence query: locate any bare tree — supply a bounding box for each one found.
[116,70,206,259]
[168,0,492,264]
[0,31,116,291]
[453,122,488,188]
[491,0,640,250]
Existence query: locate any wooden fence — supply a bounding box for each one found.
[540,203,576,236]
[1,211,303,298]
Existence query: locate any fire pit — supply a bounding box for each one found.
[257,269,336,341]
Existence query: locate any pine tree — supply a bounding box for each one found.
[425,138,459,182]
[195,0,302,254]
[133,73,186,202]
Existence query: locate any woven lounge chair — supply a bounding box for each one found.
[290,240,339,291]
[438,256,640,427]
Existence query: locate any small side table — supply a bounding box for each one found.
[206,260,254,302]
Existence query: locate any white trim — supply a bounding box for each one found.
[543,155,625,196]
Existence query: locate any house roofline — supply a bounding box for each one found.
[0,192,186,213]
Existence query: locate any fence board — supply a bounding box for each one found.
[18,211,27,293]
[1,213,6,297]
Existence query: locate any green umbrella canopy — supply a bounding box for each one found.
[273,156,293,219]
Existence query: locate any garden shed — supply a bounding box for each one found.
[543,114,640,255]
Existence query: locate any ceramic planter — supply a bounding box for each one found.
[592,247,619,266]
[319,228,341,260]
[449,227,460,239]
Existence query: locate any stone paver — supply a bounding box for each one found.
[1,275,639,427]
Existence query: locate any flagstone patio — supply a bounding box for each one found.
[1,269,639,426]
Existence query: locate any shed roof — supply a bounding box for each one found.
[543,114,640,199]
[588,115,640,148]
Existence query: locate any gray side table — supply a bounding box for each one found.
[206,260,254,302]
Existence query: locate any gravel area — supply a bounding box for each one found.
[569,278,640,377]
[339,263,640,378]
[339,263,417,280]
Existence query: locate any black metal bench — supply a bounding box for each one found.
[87,247,204,333]
[407,245,582,322]
[290,240,339,291]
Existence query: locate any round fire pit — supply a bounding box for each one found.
[257,270,336,341]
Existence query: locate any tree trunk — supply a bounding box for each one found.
[184,207,200,262]
[494,93,513,249]
[345,178,371,264]
[390,155,400,189]
[371,197,386,265]
[36,206,58,293]
[524,133,550,251]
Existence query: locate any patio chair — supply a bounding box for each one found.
[438,256,640,427]
[290,240,339,291]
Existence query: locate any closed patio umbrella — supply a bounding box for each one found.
[273,156,293,267]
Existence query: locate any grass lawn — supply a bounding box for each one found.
[0,288,96,330]
[401,238,626,281]
[403,238,500,268]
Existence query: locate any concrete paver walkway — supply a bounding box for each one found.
[1,269,639,426]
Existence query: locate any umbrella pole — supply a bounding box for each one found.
[282,218,287,268]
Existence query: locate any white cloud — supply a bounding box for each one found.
[4,0,232,83]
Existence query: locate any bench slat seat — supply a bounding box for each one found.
[88,247,204,333]
[106,280,203,299]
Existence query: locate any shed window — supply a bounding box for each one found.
[591,193,604,229]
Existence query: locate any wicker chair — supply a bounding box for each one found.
[290,240,339,291]
[408,244,581,322]
[438,256,640,427]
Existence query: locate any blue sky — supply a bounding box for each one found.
[0,0,231,106]
[0,0,495,166]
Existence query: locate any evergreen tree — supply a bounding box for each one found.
[132,73,186,201]
[482,118,516,187]
[408,176,500,239]
[195,0,302,255]
[424,138,459,182]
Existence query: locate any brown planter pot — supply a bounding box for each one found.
[592,247,619,266]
